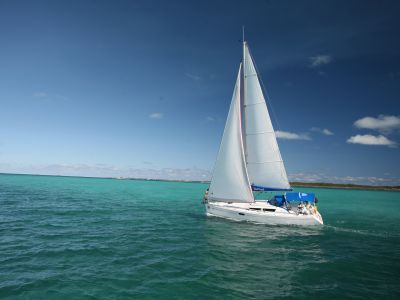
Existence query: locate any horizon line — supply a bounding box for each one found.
[1,172,399,191]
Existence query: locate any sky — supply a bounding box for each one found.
[0,0,399,185]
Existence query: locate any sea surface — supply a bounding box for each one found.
[1,173,399,299]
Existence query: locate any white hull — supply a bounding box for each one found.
[205,201,323,226]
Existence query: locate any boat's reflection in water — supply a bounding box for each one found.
[201,218,326,298]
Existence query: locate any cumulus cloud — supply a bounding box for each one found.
[354,115,400,133]
[149,112,163,119]
[275,130,311,140]
[310,127,334,136]
[309,55,332,68]
[347,134,396,147]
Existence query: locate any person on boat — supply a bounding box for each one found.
[297,201,309,215]
[305,201,311,215]
[203,188,209,203]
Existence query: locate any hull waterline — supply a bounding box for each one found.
[205,201,323,226]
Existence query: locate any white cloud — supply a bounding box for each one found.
[275,130,311,140]
[309,55,332,68]
[354,115,400,133]
[322,129,333,135]
[149,112,163,119]
[347,134,396,147]
[310,127,334,135]
[289,172,400,186]
[185,73,201,81]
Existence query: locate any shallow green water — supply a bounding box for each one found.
[1,173,399,299]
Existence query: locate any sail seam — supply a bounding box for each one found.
[247,160,283,164]
[244,101,265,107]
[246,131,274,135]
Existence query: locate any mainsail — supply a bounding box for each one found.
[208,64,254,203]
[242,42,291,191]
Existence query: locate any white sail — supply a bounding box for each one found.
[208,63,254,203]
[242,42,291,190]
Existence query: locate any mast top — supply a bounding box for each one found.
[242,26,245,43]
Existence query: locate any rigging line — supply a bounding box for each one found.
[246,43,282,133]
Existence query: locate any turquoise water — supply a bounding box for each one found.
[1,174,399,299]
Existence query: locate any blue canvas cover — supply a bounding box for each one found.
[252,185,292,192]
[285,192,315,202]
[272,195,285,207]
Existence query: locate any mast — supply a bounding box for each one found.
[241,26,253,195]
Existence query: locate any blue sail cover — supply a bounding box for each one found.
[285,192,315,202]
[252,185,292,192]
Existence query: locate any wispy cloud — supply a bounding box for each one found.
[388,72,400,79]
[275,130,311,140]
[185,73,201,82]
[205,116,215,122]
[354,115,400,133]
[309,55,332,68]
[347,134,396,147]
[149,112,163,119]
[310,127,334,135]
[33,92,68,102]
[33,92,48,98]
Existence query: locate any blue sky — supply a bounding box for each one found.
[0,0,399,184]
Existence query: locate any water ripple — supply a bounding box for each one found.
[1,174,400,299]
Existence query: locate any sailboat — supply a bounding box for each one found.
[203,38,323,226]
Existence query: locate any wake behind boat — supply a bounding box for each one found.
[203,36,323,226]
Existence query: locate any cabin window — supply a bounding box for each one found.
[263,208,276,212]
[249,207,261,211]
[238,213,245,216]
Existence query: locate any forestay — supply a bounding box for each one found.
[242,42,291,191]
[208,64,254,203]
